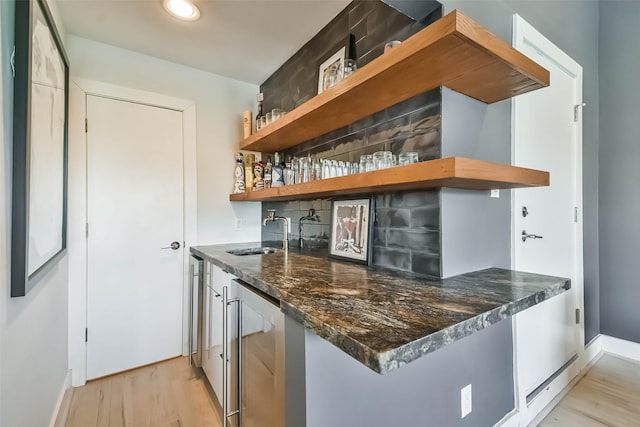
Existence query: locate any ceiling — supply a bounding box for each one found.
[57,0,352,85]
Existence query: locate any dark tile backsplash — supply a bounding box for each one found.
[259,0,443,277]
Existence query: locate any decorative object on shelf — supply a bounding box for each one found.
[243,110,252,138]
[317,34,355,95]
[233,152,245,194]
[253,160,265,191]
[11,0,70,297]
[329,198,373,265]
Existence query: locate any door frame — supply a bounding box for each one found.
[509,14,585,425]
[68,78,197,386]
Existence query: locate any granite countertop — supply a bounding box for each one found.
[191,242,570,374]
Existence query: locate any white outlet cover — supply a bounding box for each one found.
[490,189,500,198]
[233,217,243,231]
[461,384,472,418]
[286,217,291,233]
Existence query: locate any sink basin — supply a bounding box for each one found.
[226,247,281,256]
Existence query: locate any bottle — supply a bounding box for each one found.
[283,157,292,185]
[244,153,255,191]
[233,153,245,194]
[253,160,264,191]
[264,156,273,188]
[255,93,264,132]
[272,152,284,187]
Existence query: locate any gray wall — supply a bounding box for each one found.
[598,1,640,344]
[439,0,601,343]
[305,319,514,427]
[0,1,70,425]
[441,88,512,278]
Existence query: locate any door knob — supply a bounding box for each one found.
[161,241,181,250]
[522,230,543,242]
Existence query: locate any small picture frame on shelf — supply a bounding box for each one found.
[329,197,373,265]
[316,34,355,95]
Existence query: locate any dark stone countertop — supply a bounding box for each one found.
[191,242,570,374]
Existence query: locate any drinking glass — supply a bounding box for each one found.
[272,108,283,121]
[265,112,273,125]
[259,116,267,129]
[343,59,357,78]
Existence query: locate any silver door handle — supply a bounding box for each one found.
[161,241,181,250]
[522,230,543,242]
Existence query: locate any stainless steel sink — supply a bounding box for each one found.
[226,247,281,256]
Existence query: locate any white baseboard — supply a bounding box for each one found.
[601,334,640,362]
[496,335,640,427]
[49,370,73,427]
[494,409,520,427]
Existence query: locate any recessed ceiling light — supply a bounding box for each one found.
[163,0,200,21]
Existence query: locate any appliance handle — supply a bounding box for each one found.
[236,298,243,424]
[188,262,194,365]
[223,286,240,425]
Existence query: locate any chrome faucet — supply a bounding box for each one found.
[263,209,289,250]
[299,208,320,249]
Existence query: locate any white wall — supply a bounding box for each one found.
[67,35,263,245]
[66,36,262,384]
[1,0,70,425]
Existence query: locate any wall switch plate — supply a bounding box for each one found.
[461,384,472,418]
[233,217,243,231]
[490,189,500,198]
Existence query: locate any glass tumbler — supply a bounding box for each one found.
[343,59,357,78]
[271,108,283,122]
[399,152,418,166]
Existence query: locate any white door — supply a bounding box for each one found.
[511,15,583,418]
[86,95,185,379]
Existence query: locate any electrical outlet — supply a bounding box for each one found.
[490,189,500,198]
[461,384,472,418]
[233,217,243,231]
[286,217,291,233]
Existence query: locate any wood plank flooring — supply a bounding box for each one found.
[65,352,640,427]
[539,354,640,426]
[65,357,221,427]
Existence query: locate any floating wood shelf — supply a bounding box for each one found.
[240,10,549,154]
[229,157,549,202]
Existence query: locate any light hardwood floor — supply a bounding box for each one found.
[64,352,640,427]
[65,357,222,427]
[539,354,640,426]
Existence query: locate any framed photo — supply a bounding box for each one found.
[329,198,373,265]
[11,0,70,297]
[316,34,355,95]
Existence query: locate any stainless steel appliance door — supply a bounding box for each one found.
[232,280,285,427]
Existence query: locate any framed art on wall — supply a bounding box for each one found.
[316,34,355,95]
[11,0,70,297]
[329,198,373,265]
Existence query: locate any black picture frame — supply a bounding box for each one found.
[316,33,356,95]
[11,0,70,297]
[329,197,374,265]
